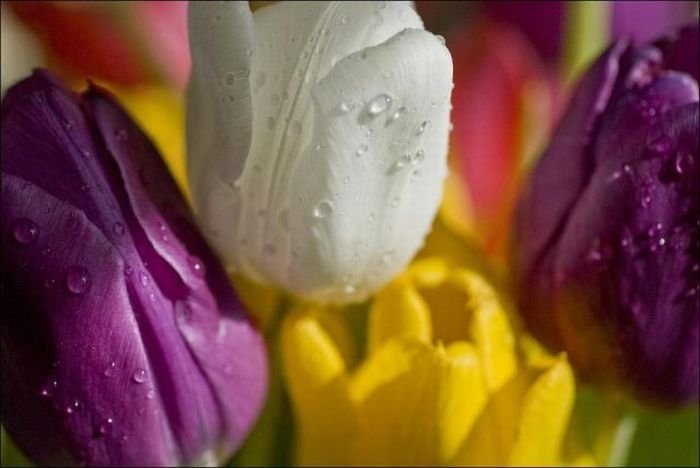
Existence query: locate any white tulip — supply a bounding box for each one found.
[187,1,453,304]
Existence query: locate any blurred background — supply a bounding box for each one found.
[1,1,698,466]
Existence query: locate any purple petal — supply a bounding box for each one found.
[1,70,267,465]
[514,40,630,281]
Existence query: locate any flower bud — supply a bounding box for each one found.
[1,70,267,465]
[186,1,453,304]
[514,26,699,405]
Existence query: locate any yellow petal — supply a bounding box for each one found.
[349,339,487,465]
[439,341,488,462]
[449,270,517,391]
[280,308,357,465]
[508,355,575,466]
[368,281,432,353]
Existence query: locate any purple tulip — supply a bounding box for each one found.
[1,70,267,465]
[513,25,699,406]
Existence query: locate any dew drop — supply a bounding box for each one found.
[390,196,401,208]
[146,389,155,400]
[115,129,128,141]
[396,153,412,169]
[44,278,56,289]
[41,247,51,256]
[368,213,376,223]
[39,387,51,398]
[65,266,90,295]
[356,143,369,156]
[416,120,430,135]
[103,361,116,377]
[11,218,39,244]
[313,201,334,219]
[315,142,324,151]
[340,15,349,25]
[367,93,392,116]
[648,135,673,155]
[132,368,147,384]
[188,255,206,277]
[410,150,424,167]
[124,266,133,276]
[338,100,353,114]
[139,272,149,287]
[674,150,694,174]
[342,176,350,184]
[387,106,407,125]
[112,222,125,236]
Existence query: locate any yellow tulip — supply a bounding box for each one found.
[281,257,596,466]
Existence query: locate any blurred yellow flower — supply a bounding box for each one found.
[281,256,595,466]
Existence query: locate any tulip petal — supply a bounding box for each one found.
[281,28,451,303]
[508,356,575,465]
[554,100,699,404]
[188,1,448,304]
[186,1,255,220]
[280,308,357,465]
[1,71,266,465]
[350,339,486,465]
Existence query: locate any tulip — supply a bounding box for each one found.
[513,25,699,405]
[281,257,594,466]
[186,1,453,304]
[0,70,267,465]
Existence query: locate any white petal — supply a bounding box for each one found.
[287,28,452,303]
[189,1,451,304]
[186,1,254,222]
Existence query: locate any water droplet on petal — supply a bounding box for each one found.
[103,361,116,377]
[675,150,694,174]
[648,135,674,155]
[413,149,425,165]
[11,218,39,244]
[387,106,407,125]
[340,15,349,25]
[342,176,350,184]
[416,120,430,135]
[112,222,125,236]
[188,256,206,277]
[313,201,334,219]
[367,93,392,116]
[356,144,368,156]
[390,197,401,208]
[338,100,354,114]
[44,278,56,289]
[139,272,149,287]
[132,368,147,384]
[65,266,90,295]
[146,389,155,400]
[396,153,412,169]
